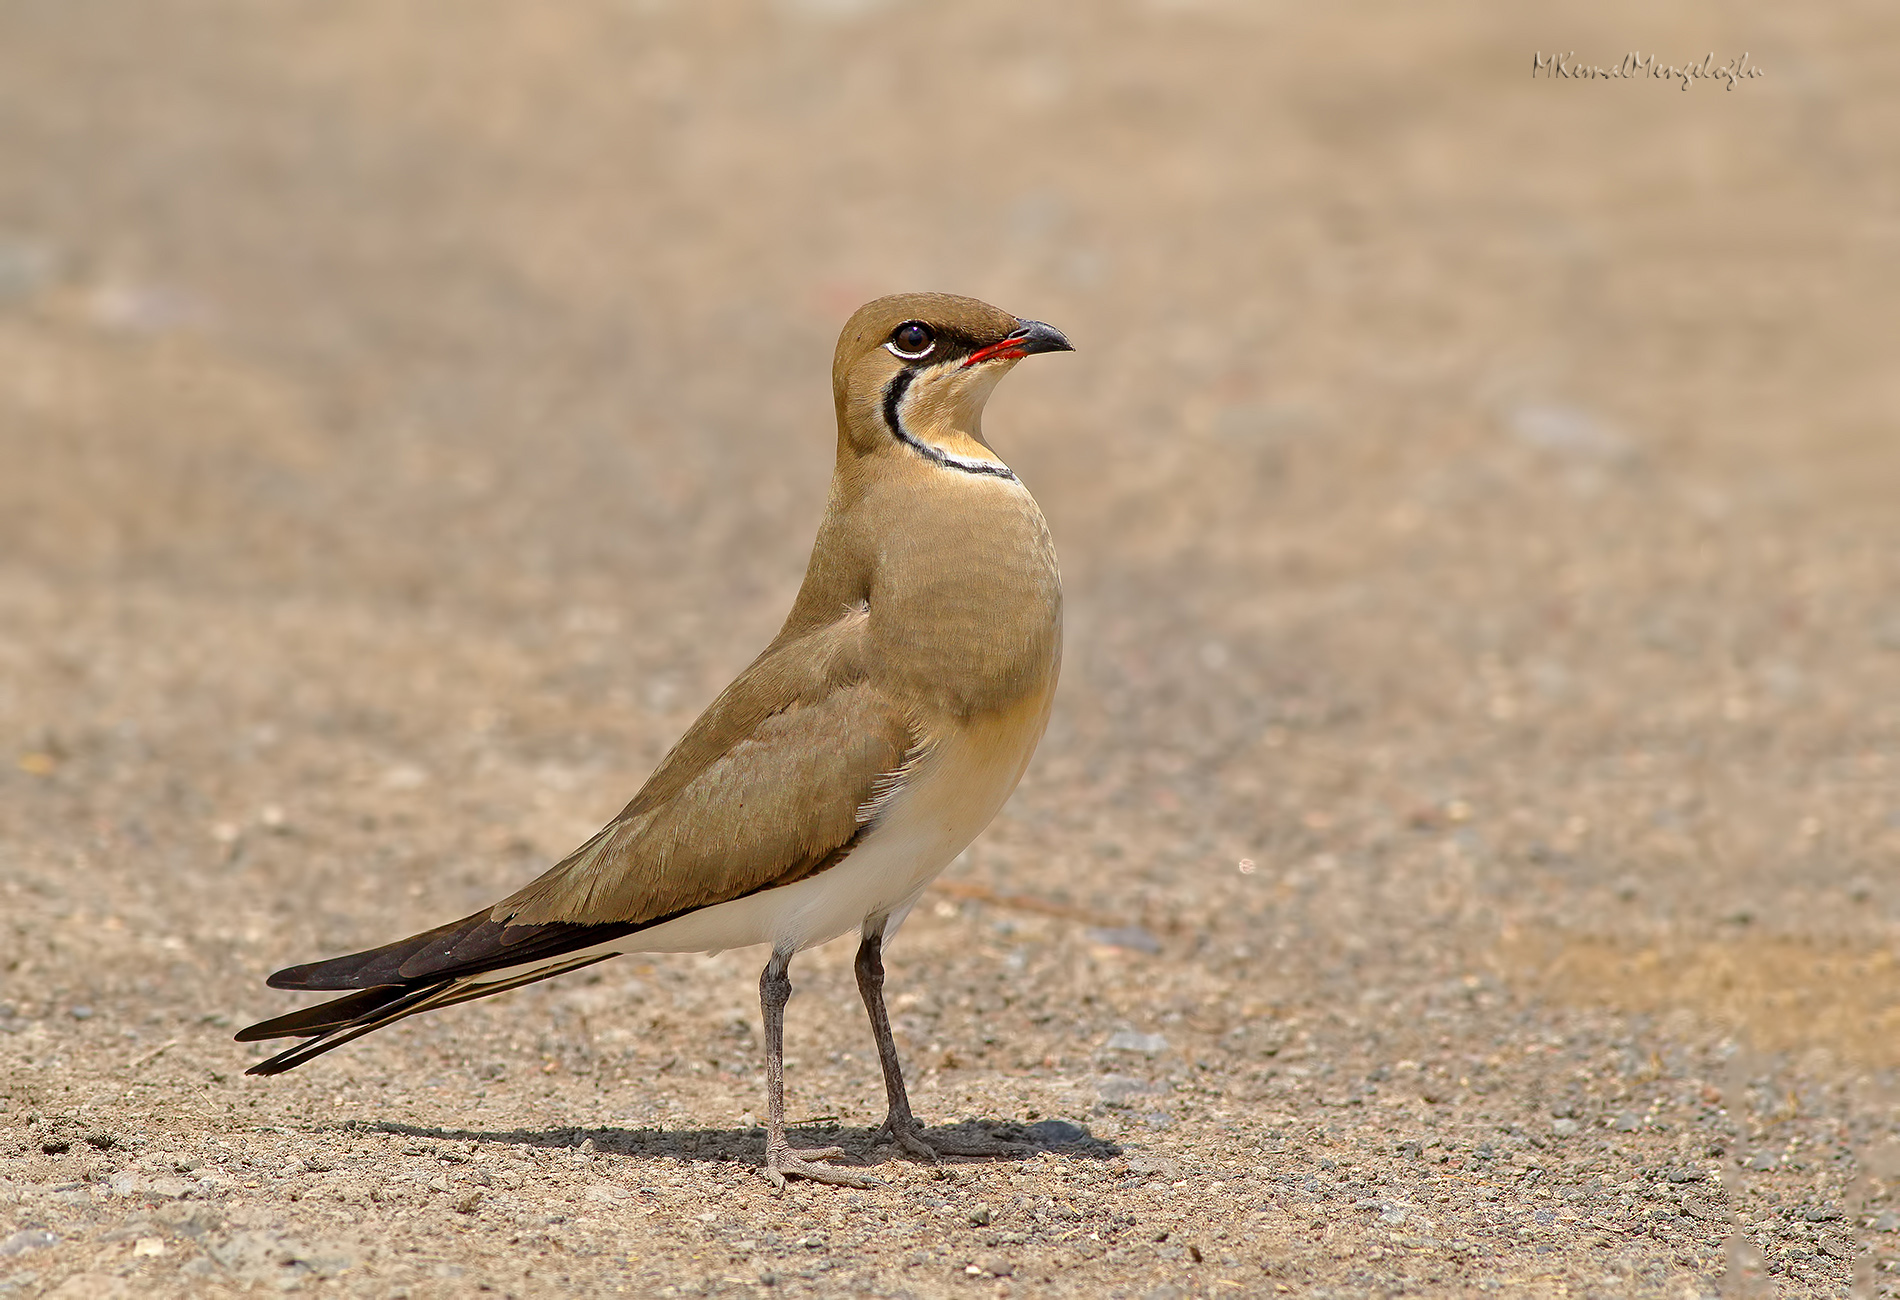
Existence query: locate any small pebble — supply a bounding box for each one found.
[1098,1074,1159,1104]
[0,1229,58,1256]
[1087,927,1161,955]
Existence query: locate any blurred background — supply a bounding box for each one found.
[1,0,1897,1290]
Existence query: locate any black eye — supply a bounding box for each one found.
[888,321,934,358]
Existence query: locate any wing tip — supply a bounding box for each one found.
[263,965,322,991]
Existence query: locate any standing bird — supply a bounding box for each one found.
[238,293,1072,1188]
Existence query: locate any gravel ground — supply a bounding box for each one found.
[2,2,1898,1297]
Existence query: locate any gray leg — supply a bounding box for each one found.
[855,928,939,1163]
[759,949,875,1189]
[856,926,1029,1161]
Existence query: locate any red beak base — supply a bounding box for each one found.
[962,319,1074,368]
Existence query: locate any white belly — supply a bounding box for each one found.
[468,691,1053,982]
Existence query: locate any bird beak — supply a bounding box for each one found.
[963,319,1075,368]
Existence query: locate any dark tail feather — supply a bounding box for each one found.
[234,985,418,1042]
[239,950,622,1076]
[241,905,643,1074]
[243,981,455,1076]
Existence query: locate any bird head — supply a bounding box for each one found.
[832,292,1073,470]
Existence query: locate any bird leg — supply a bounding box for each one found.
[758,950,876,1189]
[855,928,1029,1162]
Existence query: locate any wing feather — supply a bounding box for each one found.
[238,606,933,1071]
[496,616,923,927]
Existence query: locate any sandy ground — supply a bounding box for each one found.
[2,2,1899,1296]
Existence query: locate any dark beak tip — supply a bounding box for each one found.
[1015,318,1075,356]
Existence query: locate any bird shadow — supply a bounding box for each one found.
[343,1116,1120,1170]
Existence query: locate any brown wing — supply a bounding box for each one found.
[237,609,925,1074]
[496,672,921,926]
[497,603,927,926]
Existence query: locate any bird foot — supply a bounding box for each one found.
[871,1113,942,1164]
[872,1114,1031,1162]
[761,1143,878,1190]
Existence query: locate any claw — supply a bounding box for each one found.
[872,1115,942,1165]
[871,1114,1031,1162]
[762,1144,879,1190]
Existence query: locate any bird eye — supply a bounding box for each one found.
[887,321,935,359]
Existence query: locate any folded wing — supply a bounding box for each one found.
[238,616,924,1074]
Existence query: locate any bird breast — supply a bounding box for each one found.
[865,474,1062,721]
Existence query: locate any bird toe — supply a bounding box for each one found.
[761,1144,879,1190]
